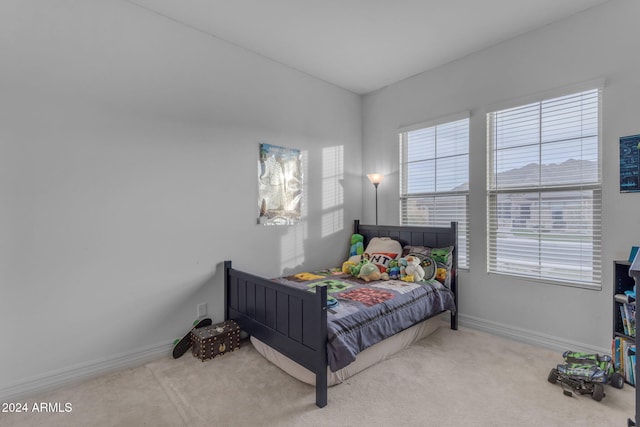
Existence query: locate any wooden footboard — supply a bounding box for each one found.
[224,220,458,408]
[224,261,328,407]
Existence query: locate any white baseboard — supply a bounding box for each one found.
[0,341,173,402]
[458,313,610,355]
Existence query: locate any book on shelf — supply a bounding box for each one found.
[613,336,637,385]
[616,297,636,337]
[628,345,636,385]
[614,336,623,373]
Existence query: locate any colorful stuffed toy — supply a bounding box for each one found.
[350,254,370,277]
[436,268,448,283]
[349,234,364,257]
[430,247,451,264]
[342,260,357,274]
[405,256,425,282]
[358,263,382,282]
[397,257,408,279]
[387,259,401,279]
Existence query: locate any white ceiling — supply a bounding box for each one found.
[128,0,610,95]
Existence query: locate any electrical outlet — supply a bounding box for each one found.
[197,303,207,318]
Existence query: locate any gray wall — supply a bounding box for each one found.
[0,0,361,396]
[362,0,640,352]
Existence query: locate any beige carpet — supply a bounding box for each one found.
[1,326,634,426]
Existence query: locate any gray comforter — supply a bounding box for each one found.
[273,272,456,372]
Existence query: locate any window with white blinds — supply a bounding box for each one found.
[486,88,602,288]
[400,115,469,269]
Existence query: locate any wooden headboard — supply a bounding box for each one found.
[354,219,458,330]
[354,220,457,265]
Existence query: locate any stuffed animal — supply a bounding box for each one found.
[387,259,401,279]
[358,263,381,282]
[350,255,370,277]
[397,257,408,278]
[342,260,357,274]
[405,256,425,282]
[430,247,451,264]
[349,234,364,257]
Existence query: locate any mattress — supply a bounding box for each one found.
[251,313,446,386]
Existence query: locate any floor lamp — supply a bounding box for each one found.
[367,173,384,225]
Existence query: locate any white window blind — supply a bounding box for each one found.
[400,115,469,269]
[487,88,601,288]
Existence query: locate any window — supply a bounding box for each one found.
[487,88,601,288]
[399,114,469,269]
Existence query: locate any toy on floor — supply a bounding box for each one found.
[173,318,213,359]
[547,351,624,401]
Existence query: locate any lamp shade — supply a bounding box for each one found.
[367,173,384,185]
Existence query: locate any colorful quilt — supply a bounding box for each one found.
[274,271,456,372]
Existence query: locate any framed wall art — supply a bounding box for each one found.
[620,133,640,193]
[257,143,302,225]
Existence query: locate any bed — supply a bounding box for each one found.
[224,220,458,407]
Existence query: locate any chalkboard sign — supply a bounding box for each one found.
[620,134,640,193]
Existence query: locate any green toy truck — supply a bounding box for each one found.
[547,351,624,401]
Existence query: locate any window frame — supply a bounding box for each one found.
[399,112,470,270]
[485,83,603,289]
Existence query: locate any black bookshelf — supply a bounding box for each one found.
[614,261,635,340]
[614,260,638,427]
[613,261,636,388]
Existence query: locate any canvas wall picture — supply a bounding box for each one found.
[258,143,302,225]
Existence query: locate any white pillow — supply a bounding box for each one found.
[364,237,402,273]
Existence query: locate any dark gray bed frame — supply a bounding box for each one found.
[224,220,458,408]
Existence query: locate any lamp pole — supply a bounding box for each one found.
[373,182,379,225]
[367,173,383,226]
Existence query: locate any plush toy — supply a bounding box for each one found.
[401,274,415,283]
[405,256,425,282]
[387,259,401,279]
[349,234,364,257]
[397,257,408,279]
[388,267,400,279]
[350,255,370,277]
[380,272,390,281]
[358,263,381,282]
[342,260,357,274]
[431,247,451,264]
